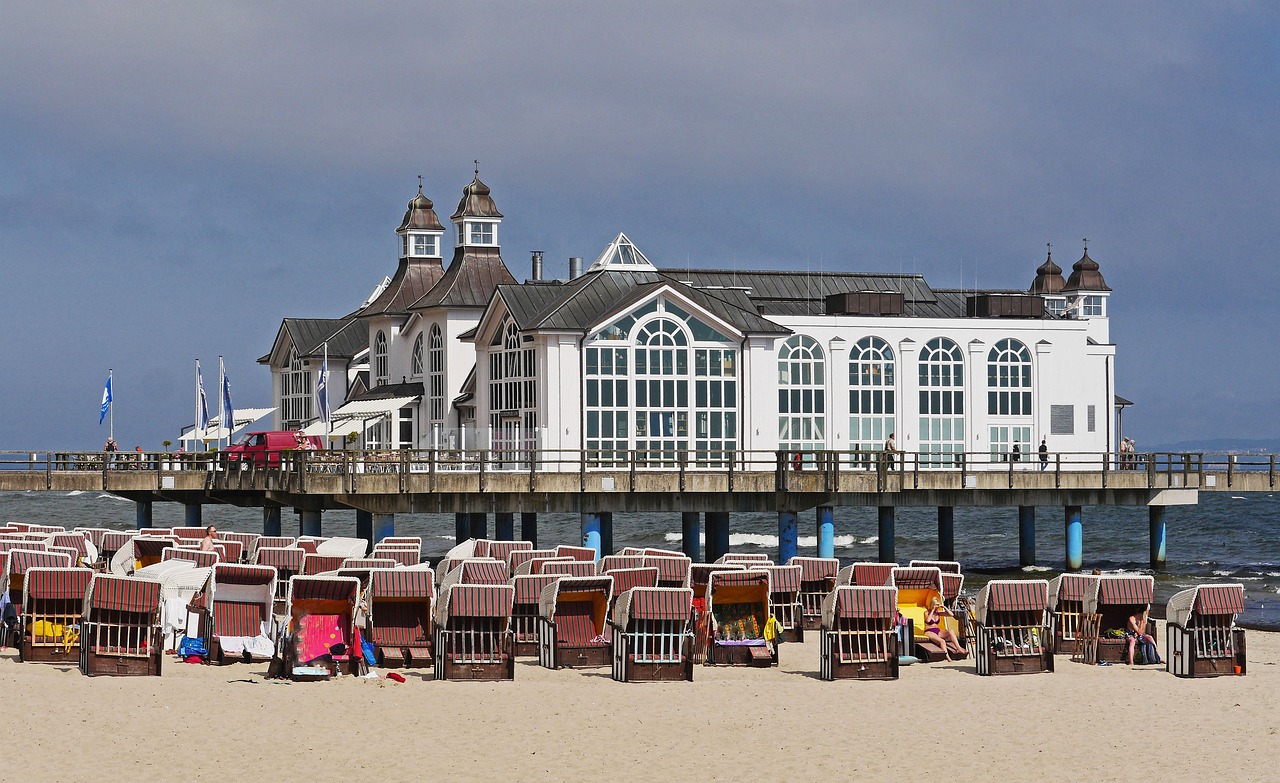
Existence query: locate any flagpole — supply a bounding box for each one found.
[108,369,114,442]
[194,359,200,449]
[218,356,225,450]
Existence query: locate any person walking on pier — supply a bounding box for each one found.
[884,432,898,469]
[1039,438,1049,471]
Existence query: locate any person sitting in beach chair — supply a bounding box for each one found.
[924,596,966,661]
[1126,608,1161,665]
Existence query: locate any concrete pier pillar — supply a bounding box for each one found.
[520,513,538,547]
[878,506,895,563]
[135,501,153,530]
[706,512,731,563]
[600,512,614,557]
[495,512,515,541]
[184,503,202,527]
[581,512,603,560]
[1149,506,1167,571]
[681,512,702,561]
[373,513,395,543]
[355,510,373,545]
[262,506,282,537]
[778,511,799,564]
[299,509,322,537]
[469,513,487,540]
[1019,506,1036,566]
[816,506,835,559]
[1065,505,1083,572]
[937,506,955,562]
[455,513,470,544]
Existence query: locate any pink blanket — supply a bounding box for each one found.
[296,614,346,663]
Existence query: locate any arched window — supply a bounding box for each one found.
[778,334,825,460]
[410,333,424,378]
[281,348,313,430]
[849,337,894,461]
[918,338,964,466]
[487,319,536,465]
[632,317,689,466]
[427,324,444,437]
[374,331,388,386]
[987,338,1032,461]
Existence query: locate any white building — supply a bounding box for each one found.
[262,176,1117,469]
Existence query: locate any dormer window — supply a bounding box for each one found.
[1045,298,1067,316]
[1081,295,1104,316]
[463,221,496,246]
[412,234,437,257]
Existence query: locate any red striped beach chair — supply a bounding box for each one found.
[604,567,659,620]
[171,527,207,542]
[333,559,400,593]
[7,549,73,609]
[766,564,804,643]
[473,539,531,563]
[445,558,510,585]
[379,536,422,550]
[371,545,420,567]
[689,563,744,662]
[135,560,211,652]
[791,556,840,630]
[79,574,163,676]
[616,547,646,556]
[295,539,320,554]
[1047,573,1099,654]
[609,587,694,682]
[218,532,259,563]
[283,575,363,680]
[513,555,572,576]
[598,554,646,574]
[507,548,557,572]
[49,546,81,563]
[556,545,598,562]
[716,553,772,566]
[214,539,244,565]
[705,570,775,667]
[20,566,92,664]
[974,580,1053,675]
[433,582,515,681]
[537,575,613,669]
[541,560,596,578]
[301,553,346,576]
[819,585,899,680]
[366,566,435,668]
[162,547,219,568]
[254,536,296,557]
[255,547,305,614]
[50,533,95,566]
[891,566,965,662]
[1166,583,1246,677]
[511,574,561,656]
[644,553,692,588]
[1081,574,1155,664]
[838,562,898,587]
[201,564,277,665]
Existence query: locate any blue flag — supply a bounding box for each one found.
[197,364,210,430]
[99,374,113,425]
[222,373,234,430]
[317,349,330,424]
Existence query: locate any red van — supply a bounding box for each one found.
[224,431,323,467]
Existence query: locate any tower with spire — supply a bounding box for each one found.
[1029,243,1067,316]
[1062,239,1111,319]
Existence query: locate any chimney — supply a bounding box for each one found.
[530,250,544,281]
[569,256,583,280]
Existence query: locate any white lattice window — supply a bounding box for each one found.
[411,333,424,378]
[374,331,388,386]
[849,336,895,464]
[918,337,964,466]
[778,334,826,464]
[281,349,313,430]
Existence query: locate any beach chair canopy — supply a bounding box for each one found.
[24,566,93,604]
[612,587,693,628]
[644,554,692,586]
[341,557,399,570]
[1047,573,1098,611]
[716,553,772,565]
[765,564,803,594]
[940,572,965,603]
[690,563,745,588]
[162,547,219,568]
[256,547,304,570]
[219,531,260,554]
[8,549,73,580]
[642,548,684,558]
[890,566,943,592]
[514,555,572,576]
[538,575,614,621]
[1165,584,1246,629]
[555,545,598,562]
[909,560,962,573]
[379,536,423,552]
[215,539,245,563]
[288,575,361,607]
[975,580,1050,624]
[474,540,531,562]
[171,527,206,541]
[598,554,646,573]
[314,537,368,559]
[370,547,420,567]
[0,539,47,554]
[99,531,134,554]
[444,538,477,560]
[542,560,597,578]
[1083,575,1154,614]
[48,546,82,562]
[444,558,509,586]
[838,562,898,587]
[50,533,95,561]
[508,548,557,571]
[706,569,771,616]
[512,574,561,606]
[369,567,435,600]
[791,556,840,584]
[435,583,514,627]
[83,574,162,617]
[256,536,296,550]
[301,553,347,576]
[821,585,898,627]
[606,567,659,596]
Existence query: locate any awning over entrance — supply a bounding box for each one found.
[298,396,419,438]
[178,407,275,443]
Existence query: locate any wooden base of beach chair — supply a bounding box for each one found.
[780,626,804,644]
[613,638,694,682]
[1167,626,1246,678]
[826,657,898,680]
[439,656,515,681]
[20,640,80,665]
[706,642,775,667]
[549,643,611,669]
[913,639,968,663]
[1053,629,1077,655]
[802,615,822,631]
[513,639,539,657]
[375,645,433,668]
[80,628,163,677]
[1095,637,1128,664]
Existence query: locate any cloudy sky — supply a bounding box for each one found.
[2,3,1276,450]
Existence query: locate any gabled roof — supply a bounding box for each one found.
[258,316,367,365]
[357,257,446,317]
[409,246,516,310]
[587,232,656,273]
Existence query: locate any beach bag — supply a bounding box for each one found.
[362,639,377,666]
[177,635,207,658]
[1138,639,1160,665]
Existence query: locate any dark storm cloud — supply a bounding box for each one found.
[1,3,1277,448]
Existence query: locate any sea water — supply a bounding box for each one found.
[3,490,1277,629]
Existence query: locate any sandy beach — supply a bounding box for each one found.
[2,621,1274,783]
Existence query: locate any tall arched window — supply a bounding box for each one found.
[410,333,423,378]
[849,336,894,462]
[281,348,313,430]
[919,337,964,466]
[488,320,536,465]
[633,317,689,466]
[778,334,825,461]
[374,331,388,386]
[427,324,445,445]
[987,338,1032,461]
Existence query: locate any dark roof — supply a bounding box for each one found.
[357,257,445,317]
[258,316,367,364]
[409,246,516,310]
[397,187,444,232]
[1029,251,1066,294]
[1063,250,1111,292]
[350,381,423,401]
[1114,394,1134,408]
[451,175,502,220]
[665,269,938,305]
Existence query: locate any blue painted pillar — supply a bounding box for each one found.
[374,513,395,543]
[300,509,322,537]
[778,511,799,564]
[520,513,538,547]
[581,512,603,560]
[600,512,614,557]
[262,506,282,537]
[706,512,731,563]
[878,506,895,563]
[184,502,202,527]
[1149,506,1167,571]
[937,506,955,562]
[1065,505,1083,572]
[135,501,153,530]
[816,506,835,559]
[355,510,373,545]
[469,513,487,540]
[682,512,702,561]
[1018,506,1036,566]
[495,512,515,540]
[455,513,470,544]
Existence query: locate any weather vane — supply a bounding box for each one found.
[1083,237,1089,253]
[474,159,480,177]
[417,174,423,194]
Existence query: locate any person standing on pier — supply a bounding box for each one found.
[884,432,898,469]
[1039,438,1049,471]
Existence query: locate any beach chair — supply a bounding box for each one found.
[20,566,92,664]
[255,547,304,614]
[556,545,598,562]
[171,527,207,542]
[162,547,219,568]
[891,566,964,662]
[790,557,840,630]
[1080,575,1156,664]
[537,575,613,669]
[716,553,772,566]
[705,570,776,667]
[507,548,557,572]
[1047,573,1099,654]
[366,566,435,668]
[1165,584,1246,677]
[644,553,692,588]
[295,539,321,554]
[433,582,515,681]
[198,564,277,665]
[341,557,399,571]
[7,549,73,610]
[609,587,695,682]
[219,532,259,563]
[604,567,659,620]
[838,562,898,587]
[974,580,1053,675]
[301,553,346,576]
[766,564,804,642]
[474,539,531,563]
[379,536,423,550]
[689,563,744,663]
[135,560,211,652]
[281,575,362,680]
[316,536,369,560]
[50,533,96,567]
[79,574,163,676]
[215,539,245,565]
[511,574,561,656]
[370,546,420,567]
[98,531,134,564]
[109,535,177,575]
[253,536,296,559]
[444,558,509,585]
[819,586,899,680]
[541,560,596,578]
[513,555,572,576]
[598,554,646,574]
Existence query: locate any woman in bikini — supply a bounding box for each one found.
[924,596,966,661]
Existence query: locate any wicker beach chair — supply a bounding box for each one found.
[542,560,597,578]
[604,567,659,620]
[705,570,775,666]
[511,574,561,656]
[644,553,692,588]
[433,582,515,681]
[507,548,557,573]
[716,553,773,567]
[162,547,219,569]
[110,535,177,575]
[314,537,368,560]
[513,555,572,576]
[79,574,163,676]
[301,553,347,577]
[891,566,964,662]
[255,547,304,614]
[134,560,211,652]
[370,545,420,567]
[20,566,92,664]
[537,575,614,669]
[689,563,744,663]
[7,549,73,610]
[98,531,134,564]
[1081,574,1156,664]
[974,580,1053,675]
[281,575,363,680]
[218,532,259,563]
[790,556,840,630]
[609,587,695,682]
[1165,584,1246,677]
[473,539,531,563]
[49,533,96,567]
[253,536,296,557]
[556,544,599,562]
[598,554,646,574]
[365,566,435,668]
[198,564,278,665]
[170,527,207,542]
[766,564,804,643]
[837,562,898,588]
[1047,573,1099,654]
[819,586,899,680]
[445,558,509,585]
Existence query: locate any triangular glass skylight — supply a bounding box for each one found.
[588,232,656,272]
